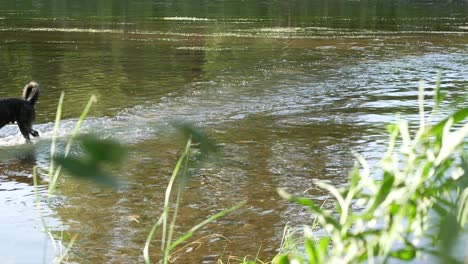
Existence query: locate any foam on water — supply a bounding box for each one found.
[0,49,466,149]
[0,108,172,150]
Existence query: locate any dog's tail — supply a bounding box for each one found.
[23,81,40,106]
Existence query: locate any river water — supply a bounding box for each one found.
[0,1,467,263]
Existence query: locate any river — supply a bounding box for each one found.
[0,1,467,263]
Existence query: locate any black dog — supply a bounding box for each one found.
[0,81,40,142]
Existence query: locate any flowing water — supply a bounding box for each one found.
[0,1,467,263]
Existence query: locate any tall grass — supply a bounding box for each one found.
[275,81,468,263]
[143,128,245,264]
[33,93,97,263]
[32,93,243,263]
[47,93,97,197]
[30,77,467,263]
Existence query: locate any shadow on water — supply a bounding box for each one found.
[0,0,467,262]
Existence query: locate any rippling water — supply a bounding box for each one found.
[0,1,467,263]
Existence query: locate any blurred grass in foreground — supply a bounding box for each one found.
[32,93,243,263]
[31,75,467,264]
[274,79,468,264]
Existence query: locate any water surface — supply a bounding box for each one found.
[0,1,467,263]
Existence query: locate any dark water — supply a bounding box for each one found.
[0,1,467,263]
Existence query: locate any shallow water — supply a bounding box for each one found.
[0,1,467,263]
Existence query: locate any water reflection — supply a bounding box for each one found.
[0,147,56,263]
[0,0,467,262]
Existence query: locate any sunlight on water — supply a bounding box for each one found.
[0,27,122,34]
[161,16,216,21]
[0,1,467,262]
[1,50,464,149]
[1,52,455,150]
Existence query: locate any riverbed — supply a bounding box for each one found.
[0,1,467,263]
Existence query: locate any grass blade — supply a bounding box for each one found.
[168,201,246,252]
[427,108,468,136]
[143,214,165,264]
[47,92,65,196]
[48,95,97,198]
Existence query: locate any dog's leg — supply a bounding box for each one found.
[17,122,32,142]
[30,129,39,137]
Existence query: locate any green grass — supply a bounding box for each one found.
[47,93,98,198]
[33,92,97,263]
[275,81,468,263]
[32,93,244,263]
[143,128,245,264]
[30,76,467,264]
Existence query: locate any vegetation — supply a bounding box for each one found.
[33,92,99,263]
[32,93,244,263]
[275,82,468,263]
[31,80,468,263]
[27,75,466,264]
[142,124,245,264]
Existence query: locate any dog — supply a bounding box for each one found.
[0,81,40,142]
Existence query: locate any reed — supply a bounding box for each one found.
[33,93,97,263]
[143,130,245,264]
[34,93,243,263]
[47,93,97,198]
[275,80,468,263]
[31,78,467,264]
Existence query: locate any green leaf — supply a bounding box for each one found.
[171,122,219,157]
[455,154,468,188]
[168,201,245,252]
[274,255,290,264]
[349,162,361,189]
[314,181,347,221]
[80,135,128,165]
[390,247,416,260]
[369,172,395,212]
[389,203,401,215]
[457,188,468,227]
[434,73,445,111]
[304,237,329,264]
[436,122,468,165]
[305,238,317,263]
[437,211,462,264]
[317,237,330,261]
[428,108,468,136]
[277,189,341,231]
[54,155,118,187]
